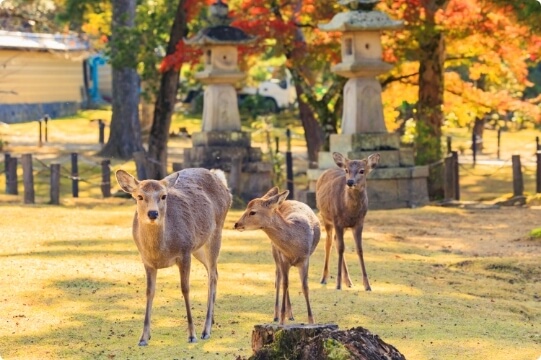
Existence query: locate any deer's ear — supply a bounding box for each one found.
[332,152,348,168]
[367,153,380,171]
[116,170,139,193]
[277,190,289,205]
[262,186,279,199]
[264,191,287,209]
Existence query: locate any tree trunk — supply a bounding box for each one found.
[473,116,485,152]
[293,77,325,169]
[250,324,406,360]
[99,0,143,159]
[146,0,187,179]
[415,0,448,200]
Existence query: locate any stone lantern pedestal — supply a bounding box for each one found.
[182,0,272,201]
[300,0,429,209]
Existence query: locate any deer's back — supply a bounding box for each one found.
[277,200,321,256]
[315,168,367,228]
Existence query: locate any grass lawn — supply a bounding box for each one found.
[0,202,539,359]
[0,111,540,359]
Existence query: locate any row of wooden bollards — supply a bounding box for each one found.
[3,152,111,204]
[443,151,541,201]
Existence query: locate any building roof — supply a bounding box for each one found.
[0,30,90,51]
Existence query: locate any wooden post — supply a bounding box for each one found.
[443,155,455,201]
[44,115,49,142]
[4,152,10,193]
[21,153,35,204]
[536,136,540,151]
[286,128,294,200]
[471,131,476,168]
[512,155,523,197]
[451,151,460,200]
[100,159,111,198]
[535,150,541,194]
[6,155,18,195]
[50,163,60,205]
[38,120,43,147]
[497,128,501,160]
[98,119,105,146]
[71,152,79,198]
[133,151,148,180]
[275,136,280,155]
[446,136,451,154]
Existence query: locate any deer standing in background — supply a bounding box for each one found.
[234,187,321,325]
[115,168,231,345]
[316,152,380,290]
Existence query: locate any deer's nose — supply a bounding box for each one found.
[148,210,159,220]
[346,179,354,187]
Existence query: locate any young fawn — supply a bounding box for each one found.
[115,168,231,345]
[234,187,321,325]
[316,152,380,290]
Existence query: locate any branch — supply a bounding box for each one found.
[380,72,418,88]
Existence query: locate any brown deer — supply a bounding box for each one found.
[234,187,321,325]
[316,152,380,290]
[115,168,231,345]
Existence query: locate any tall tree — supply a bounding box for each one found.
[231,0,341,165]
[147,0,194,179]
[99,0,144,159]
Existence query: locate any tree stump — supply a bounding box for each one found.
[249,324,406,360]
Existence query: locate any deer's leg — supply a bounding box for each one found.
[298,261,314,324]
[320,223,334,284]
[139,265,157,346]
[341,249,353,288]
[272,246,281,322]
[353,224,371,291]
[286,286,294,321]
[334,226,345,290]
[193,246,217,340]
[279,261,291,325]
[177,255,197,342]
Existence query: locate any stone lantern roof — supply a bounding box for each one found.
[319,0,403,32]
[184,0,255,46]
[184,25,255,46]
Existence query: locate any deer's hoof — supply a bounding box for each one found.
[188,336,198,343]
[273,317,279,322]
[201,332,210,340]
[138,339,149,346]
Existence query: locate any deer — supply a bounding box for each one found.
[233,187,321,325]
[115,168,231,346]
[316,152,380,291]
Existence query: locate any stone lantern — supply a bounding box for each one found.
[319,0,402,134]
[182,0,273,201]
[184,0,255,132]
[300,0,429,209]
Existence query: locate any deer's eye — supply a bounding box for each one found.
[137,195,143,201]
[161,195,167,200]
[359,169,365,175]
[345,169,349,174]
[249,211,256,216]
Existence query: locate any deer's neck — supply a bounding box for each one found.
[136,223,165,257]
[343,186,367,213]
[262,213,304,261]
